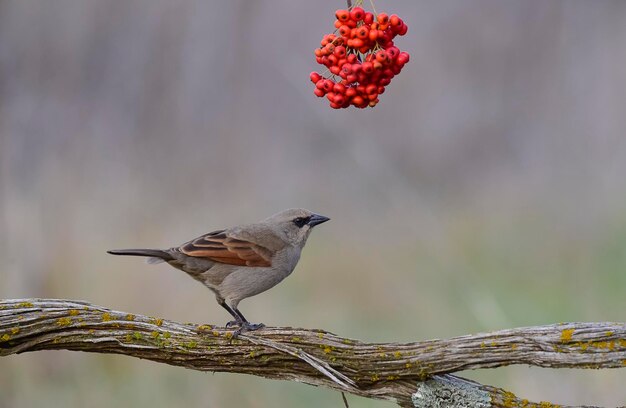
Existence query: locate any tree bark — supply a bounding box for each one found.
[1,298,624,407]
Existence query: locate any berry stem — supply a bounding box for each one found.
[368,0,378,16]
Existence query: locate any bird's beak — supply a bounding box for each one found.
[308,214,330,227]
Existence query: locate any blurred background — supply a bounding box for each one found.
[1,0,625,406]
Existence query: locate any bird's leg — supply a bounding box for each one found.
[218,300,243,328]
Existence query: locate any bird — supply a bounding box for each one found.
[107,208,330,333]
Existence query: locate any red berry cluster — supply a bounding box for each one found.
[311,6,410,109]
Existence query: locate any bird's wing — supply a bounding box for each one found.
[178,229,274,267]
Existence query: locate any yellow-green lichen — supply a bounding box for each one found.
[68,309,80,316]
[1,333,11,342]
[184,341,198,349]
[11,327,19,335]
[560,328,574,343]
[539,401,560,408]
[18,302,34,308]
[163,332,171,339]
[291,336,302,343]
[224,332,233,340]
[342,338,353,345]
[394,351,402,358]
[590,340,615,350]
[151,331,161,339]
[125,314,135,321]
[323,346,333,354]
[501,390,517,407]
[102,312,112,322]
[56,317,71,326]
[132,332,142,340]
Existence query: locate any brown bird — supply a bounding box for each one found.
[108,208,329,333]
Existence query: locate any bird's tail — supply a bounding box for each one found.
[107,249,174,264]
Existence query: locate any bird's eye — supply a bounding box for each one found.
[293,217,309,228]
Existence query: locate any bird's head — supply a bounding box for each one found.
[265,208,330,247]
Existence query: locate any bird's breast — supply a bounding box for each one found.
[273,245,302,276]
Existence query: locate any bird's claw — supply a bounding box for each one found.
[232,322,265,338]
[225,320,239,328]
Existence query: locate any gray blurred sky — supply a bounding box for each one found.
[1,1,625,406]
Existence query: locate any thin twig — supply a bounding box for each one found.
[341,392,350,408]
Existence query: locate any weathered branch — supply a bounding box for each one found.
[1,299,624,407]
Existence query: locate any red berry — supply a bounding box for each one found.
[386,46,400,60]
[334,46,346,58]
[389,14,401,27]
[333,94,346,105]
[356,26,369,40]
[314,88,325,97]
[333,83,346,94]
[335,9,350,22]
[375,50,388,63]
[398,23,408,36]
[350,7,365,22]
[310,72,321,83]
[397,52,410,65]
[351,38,364,48]
[364,12,374,25]
[377,13,389,25]
[338,25,351,37]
